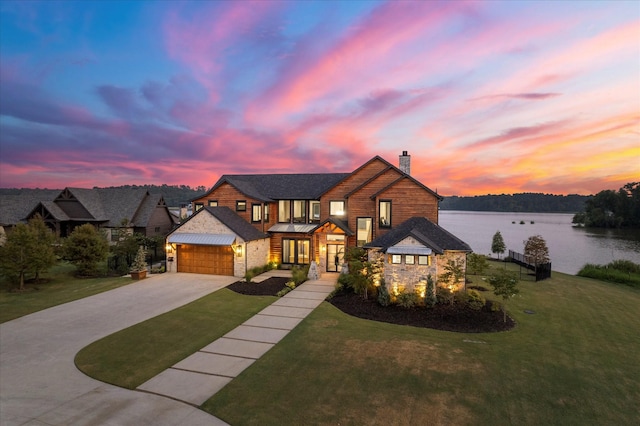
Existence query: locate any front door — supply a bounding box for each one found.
[326,244,344,272]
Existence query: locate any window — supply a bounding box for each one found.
[154,227,160,233]
[278,200,291,222]
[110,229,119,242]
[418,255,431,266]
[236,200,246,212]
[264,204,270,223]
[293,200,306,223]
[379,200,391,227]
[357,218,372,246]
[405,255,415,265]
[194,203,204,212]
[208,200,218,207]
[391,254,402,264]
[330,200,345,216]
[252,204,262,222]
[282,238,310,264]
[309,200,320,222]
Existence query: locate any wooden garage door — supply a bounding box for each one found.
[177,244,234,275]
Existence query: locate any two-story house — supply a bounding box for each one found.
[167,152,471,288]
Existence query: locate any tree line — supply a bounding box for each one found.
[572,182,640,228]
[440,193,590,213]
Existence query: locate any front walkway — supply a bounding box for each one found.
[137,272,337,407]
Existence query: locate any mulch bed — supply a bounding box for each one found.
[227,277,289,296]
[328,291,516,333]
[228,277,515,333]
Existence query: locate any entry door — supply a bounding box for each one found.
[326,244,344,272]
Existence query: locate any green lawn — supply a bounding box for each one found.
[204,268,640,425]
[75,289,276,389]
[0,262,132,323]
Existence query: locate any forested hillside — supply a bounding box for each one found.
[440,193,591,213]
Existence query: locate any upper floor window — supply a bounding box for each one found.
[236,200,246,212]
[252,204,262,222]
[278,200,291,222]
[194,203,204,212]
[309,200,320,223]
[208,200,218,207]
[330,200,345,217]
[379,200,391,227]
[264,204,270,223]
[293,200,306,223]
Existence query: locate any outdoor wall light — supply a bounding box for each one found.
[235,244,243,257]
[165,244,174,253]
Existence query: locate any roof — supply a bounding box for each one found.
[0,190,60,226]
[168,233,236,246]
[268,223,318,233]
[202,173,350,202]
[365,217,472,255]
[203,206,268,241]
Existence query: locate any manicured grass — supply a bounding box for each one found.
[0,262,132,323]
[75,289,276,389]
[204,266,640,425]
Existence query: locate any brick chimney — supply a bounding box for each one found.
[399,150,410,175]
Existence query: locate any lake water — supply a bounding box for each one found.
[439,211,640,275]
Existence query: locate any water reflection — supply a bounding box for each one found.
[439,211,640,275]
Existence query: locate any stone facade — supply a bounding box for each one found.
[235,238,270,278]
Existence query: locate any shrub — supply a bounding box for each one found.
[286,281,296,290]
[276,287,292,297]
[425,275,436,308]
[396,290,418,309]
[436,285,454,305]
[291,265,309,285]
[609,260,640,274]
[454,290,469,305]
[578,262,640,288]
[486,300,502,312]
[377,282,390,307]
[467,290,485,311]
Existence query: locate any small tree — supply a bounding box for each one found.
[62,224,109,277]
[131,246,148,272]
[467,253,488,275]
[488,269,519,323]
[491,231,506,259]
[524,235,550,265]
[28,215,56,282]
[0,223,36,290]
[425,274,436,307]
[439,258,466,299]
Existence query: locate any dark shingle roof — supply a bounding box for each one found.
[205,173,351,201]
[0,190,60,225]
[204,206,268,241]
[365,217,471,254]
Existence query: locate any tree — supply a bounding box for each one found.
[62,224,109,276]
[439,258,466,300]
[572,182,640,228]
[467,253,488,275]
[0,223,36,290]
[491,231,506,259]
[488,269,519,323]
[524,235,550,265]
[27,215,56,282]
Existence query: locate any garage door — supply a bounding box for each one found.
[177,244,234,275]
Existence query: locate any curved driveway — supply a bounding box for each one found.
[0,273,235,426]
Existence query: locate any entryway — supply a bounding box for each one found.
[326,244,344,272]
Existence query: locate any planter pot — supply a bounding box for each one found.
[131,270,147,280]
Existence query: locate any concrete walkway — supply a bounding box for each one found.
[137,272,337,406]
[0,273,235,426]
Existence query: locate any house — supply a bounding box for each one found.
[0,187,177,241]
[169,151,471,285]
[364,216,472,295]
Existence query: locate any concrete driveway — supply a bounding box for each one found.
[0,273,236,426]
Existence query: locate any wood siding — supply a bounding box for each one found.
[145,205,175,236]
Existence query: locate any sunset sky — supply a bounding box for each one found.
[0,0,638,195]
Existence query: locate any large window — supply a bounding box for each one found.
[357,217,372,246]
[278,200,291,222]
[309,200,320,223]
[330,200,345,216]
[379,200,391,227]
[252,204,262,222]
[293,200,306,223]
[282,238,310,265]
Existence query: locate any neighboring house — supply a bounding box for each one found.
[364,216,472,295]
[166,206,269,277]
[0,187,176,241]
[171,151,471,281]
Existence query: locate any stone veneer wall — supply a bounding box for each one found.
[237,238,270,277]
